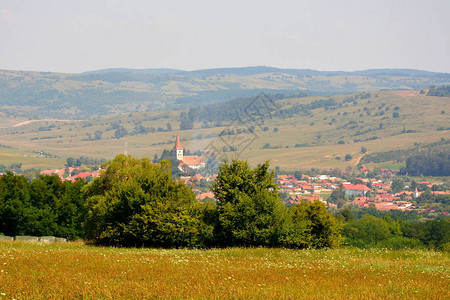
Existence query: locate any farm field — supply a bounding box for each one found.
[0,242,448,299]
[0,90,449,170]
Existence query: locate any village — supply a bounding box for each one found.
[38,133,450,215]
[184,170,449,213]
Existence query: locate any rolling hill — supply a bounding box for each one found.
[1,67,449,120]
[0,87,448,171]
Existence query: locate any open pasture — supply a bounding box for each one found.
[0,242,448,299]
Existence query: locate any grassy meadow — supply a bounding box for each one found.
[0,90,449,170]
[0,241,448,299]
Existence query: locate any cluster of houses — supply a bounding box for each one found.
[37,134,448,214]
[40,167,100,182]
[38,162,448,213]
[275,173,448,212]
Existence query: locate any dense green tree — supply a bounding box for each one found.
[83,154,212,247]
[94,130,103,140]
[293,171,303,180]
[291,201,343,248]
[427,85,450,97]
[114,126,128,139]
[0,173,87,238]
[404,154,450,176]
[391,179,404,194]
[330,188,346,204]
[0,172,30,236]
[27,175,61,235]
[180,118,194,130]
[338,207,355,222]
[66,157,75,167]
[342,215,414,248]
[211,160,286,246]
[343,215,392,247]
[55,179,87,239]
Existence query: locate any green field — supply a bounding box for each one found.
[0,90,449,170]
[0,242,448,299]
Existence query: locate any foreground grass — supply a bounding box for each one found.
[0,242,448,299]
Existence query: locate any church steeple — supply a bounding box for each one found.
[174,133,183,161]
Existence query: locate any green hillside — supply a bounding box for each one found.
[1,67,449,119]
[0,89,448,171]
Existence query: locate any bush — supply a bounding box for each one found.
[379,236,425,250]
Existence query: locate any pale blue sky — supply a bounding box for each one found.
[0,0,449,73]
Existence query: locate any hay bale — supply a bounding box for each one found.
[54,237,67,243]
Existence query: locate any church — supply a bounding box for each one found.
[174,133,205,170]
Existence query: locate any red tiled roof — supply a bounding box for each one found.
[182,156,204,165]
[73,171,100,179]
[196,192,215,200]
[299,184,313,190]
[343,184,371,191]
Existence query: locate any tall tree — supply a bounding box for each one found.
[211,160,287,246]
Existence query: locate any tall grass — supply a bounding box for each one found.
[0,242,448,299]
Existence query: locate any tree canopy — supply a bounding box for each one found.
[83,154,212,247]
[211,159,343,248]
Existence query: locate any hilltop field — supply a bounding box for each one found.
[0,242,448,299]
[0,89,448,171]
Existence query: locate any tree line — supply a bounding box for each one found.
[427,85,450,97]
[178,93,302,130]
[1,155,448,250]
[0,173,86,239]
[337,208,449,250]
[360,138,450,176]
[401,153,450,176]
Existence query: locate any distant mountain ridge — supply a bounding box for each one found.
[82,66,449,77]
[0,66,449,119]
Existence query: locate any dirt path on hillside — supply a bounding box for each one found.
[8,119,81,128]
[355,154,364,166]
[392,90,422,98]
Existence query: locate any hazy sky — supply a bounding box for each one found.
[1,0,449,73]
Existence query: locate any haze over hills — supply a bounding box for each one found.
[1,67,449,120]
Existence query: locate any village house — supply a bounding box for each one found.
[343,184,371,196]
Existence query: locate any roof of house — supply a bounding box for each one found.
[182,156,204,165]
[343,184,371,191]
[196,192,215,200]
[73,171,100,179]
